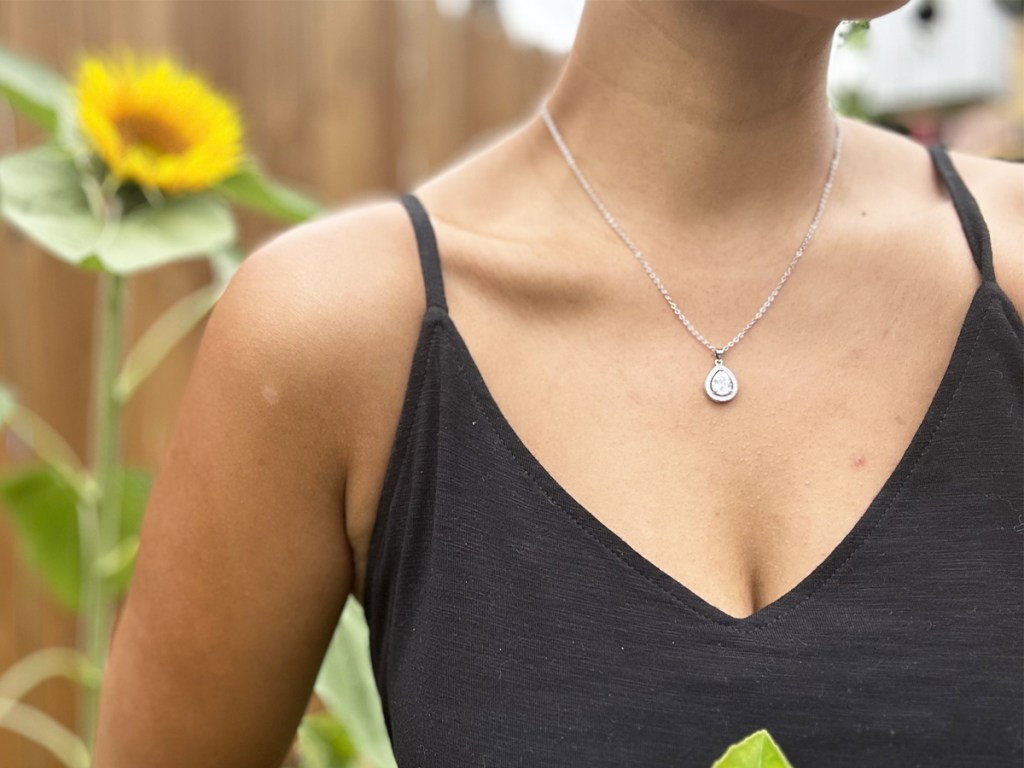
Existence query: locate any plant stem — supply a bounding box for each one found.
[0,698,91,768]
[0,647,93,704]
[80,270,125,752]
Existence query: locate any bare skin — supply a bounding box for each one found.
[93,1,1023,766]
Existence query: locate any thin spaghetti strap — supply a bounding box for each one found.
[400,193,449,313]
[927,145,996,284]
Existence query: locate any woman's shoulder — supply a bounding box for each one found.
[944,146,1024,315]
[847,116,1023,315]
[230,196,429,369]
[218,195,437,579]
[218,197,429,435]
[92,197,428,764]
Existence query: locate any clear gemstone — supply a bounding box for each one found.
[704,361,738,402]
[710,369,734,396]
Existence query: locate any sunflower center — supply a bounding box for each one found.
[114,112,190,156]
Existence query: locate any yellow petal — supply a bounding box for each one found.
[74,52,243,193]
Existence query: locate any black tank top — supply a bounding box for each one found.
[363,146,1023,767]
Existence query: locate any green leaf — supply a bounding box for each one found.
[114,278,225,403]
[0,382,15,425]
[101,469,151,593]
[94,534,139,587]
[711,730,794,768]
[839,20,871,50]
[0,465,152,610]
[0,647,95,700]
[208,242,244,284]
[217,163,323,224]
[98,191,236,273]
[0,146,237,274]
[0,146,102,264]
[0,697,91,768]
[78,254,106,272]
[0,44,72,133]
[0,390,94,501]
[297,712,358,768]
[313,597,397,768]
[0,465,81,609]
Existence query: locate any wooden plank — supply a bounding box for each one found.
[423,2,473,171]
[304,0,399,201]
[1,3,91,765]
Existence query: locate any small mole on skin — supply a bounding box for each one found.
[262,385,279,406]
[852,453,867,468]
[860,210,868,217]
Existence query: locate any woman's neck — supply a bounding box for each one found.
[541,1,842,238]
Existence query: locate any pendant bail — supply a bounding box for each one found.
[714,348,724,364]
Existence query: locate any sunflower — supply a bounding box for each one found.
[75,53,243,194]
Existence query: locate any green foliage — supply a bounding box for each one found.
[832,89,873,121]
[0,40,331,766]
[0,146,236,274]
[313,598,397,768]
[0,44,321,281]
[838,20,871,50]
[0,382,14,424]
[0,464,151,610]
[218,163,323,224]
[0,147,98,263]
[0,465,80,609]
[711,729,794,768]
[113,278,227,403]
[0,44,73,133]
[297,712,359,768]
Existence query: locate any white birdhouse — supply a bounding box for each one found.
[829,0,1016,115]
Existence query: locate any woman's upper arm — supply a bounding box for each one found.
[93,218,375,767]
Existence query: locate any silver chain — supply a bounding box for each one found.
[540,103,842,359]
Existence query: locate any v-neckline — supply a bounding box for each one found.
[429,279,996,631]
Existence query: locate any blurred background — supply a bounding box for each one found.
[0,1,1021,766]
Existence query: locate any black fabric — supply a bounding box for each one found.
[401,192,449,312]
[364,147,1024,767]
[927,145,997,283]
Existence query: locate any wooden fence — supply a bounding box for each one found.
[0,1,563,765]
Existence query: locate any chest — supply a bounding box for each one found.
[363,295,1023,765]
[347,196,1001,614]
[423,269,984,620]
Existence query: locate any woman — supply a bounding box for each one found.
[93,1,1023,766]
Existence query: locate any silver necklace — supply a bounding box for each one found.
[540,103,842,404]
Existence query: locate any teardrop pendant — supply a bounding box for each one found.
[704,357,738,403]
